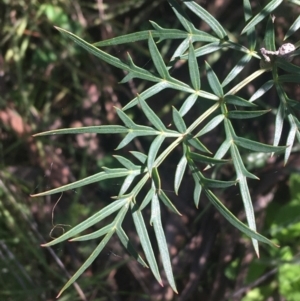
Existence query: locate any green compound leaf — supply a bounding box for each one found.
[184,1,227,39]
[205,61,223,98]
[241,0,283,35]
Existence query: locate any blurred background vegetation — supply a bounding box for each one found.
[1,0,300,300]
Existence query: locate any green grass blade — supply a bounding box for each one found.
[241,0,283,35]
